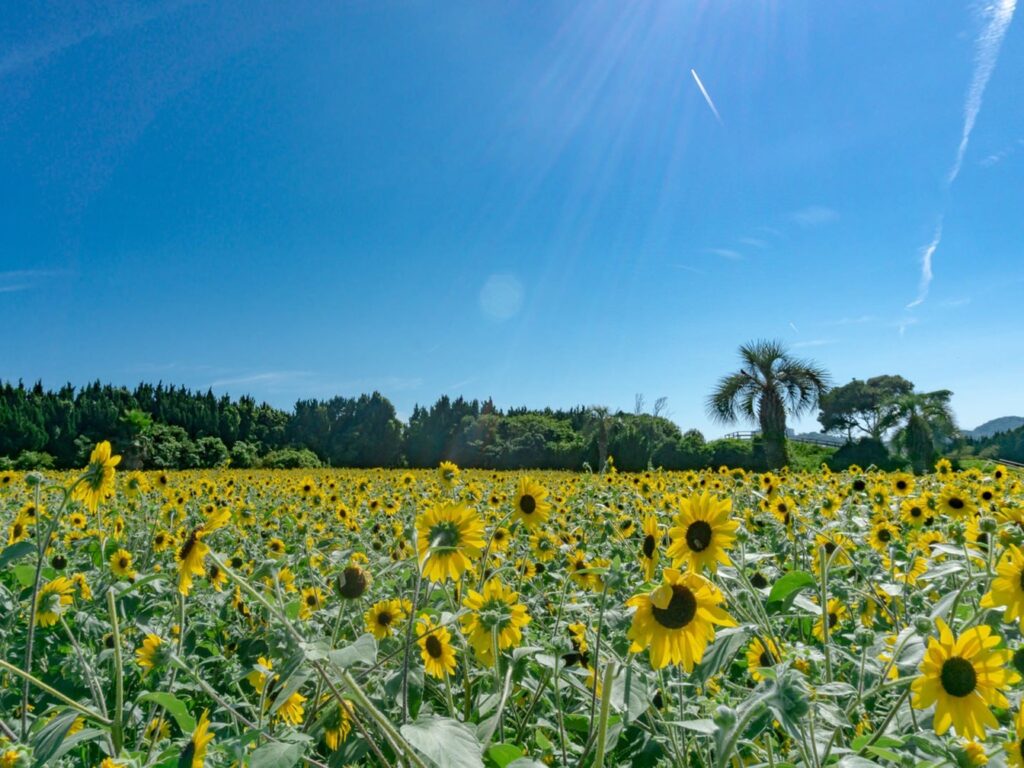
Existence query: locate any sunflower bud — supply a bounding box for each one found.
[713,705,736,729]
[914,617,934,636]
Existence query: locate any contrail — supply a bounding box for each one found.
[690,69,722,124]
[907,220,943,309]
[910,0,1016,307]
[949,0,1017,185]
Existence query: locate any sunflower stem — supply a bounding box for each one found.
[0,659,111,726]
[592,661,618,768]
[106,589,125,755]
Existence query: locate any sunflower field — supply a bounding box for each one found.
[2,444,1023,767]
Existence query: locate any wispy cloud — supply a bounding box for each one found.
[941,296,972,308]
[673,263,706,276]
[911,0,1017,307]
[980,137,1024,167]
[949,0,1018,184]
[705,248,743,261]
[791,206,839,228]
[907,221,943,308]
[738,237,767,249]
[0,1,195,79]
[826,315,876,326]
[792,339,837,349]
[209,371,314,389]
[895,317,919,337]
[690,69,722,125]
[0,269,72,293]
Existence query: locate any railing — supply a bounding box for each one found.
[721,431,842,448]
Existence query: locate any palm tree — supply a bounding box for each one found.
[889,390,957,474]
[707,340,830,469]
[584,405,617,473]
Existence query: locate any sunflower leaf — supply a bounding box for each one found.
[766,571,817,613]
[401,715,485,768]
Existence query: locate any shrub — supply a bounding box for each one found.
[260,448,322,469]
[826,438,906,472]
[13,450,56,470]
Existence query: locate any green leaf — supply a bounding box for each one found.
[675,718,718,734]
[249,740,305,768]
[766,571,817,613]
[485,743,525,768]
[691,627,748,685]
[31,709,81,768]
[327,633,378,669]
[401,715,485,768]
[138,691,196,733]
[13,564,36,588]
[0,540,35,568]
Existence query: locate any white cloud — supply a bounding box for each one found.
[791,206,839,227]
[907,221,943,309]
[705,248,743,261]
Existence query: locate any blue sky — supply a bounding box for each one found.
[2,1,1022,436]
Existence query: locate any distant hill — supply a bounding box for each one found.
[964,416,1024,439]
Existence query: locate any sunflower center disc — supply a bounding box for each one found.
[642,534,657,558]
[430,522,460,549]
[425,635,444,659]
[519,494,537,514]
[949,498,965,510]
[652,585,697,629]
[685,521,713,553]
[940,656,977,697]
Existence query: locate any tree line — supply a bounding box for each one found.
[0,380,763,472]
[0,340,982,473]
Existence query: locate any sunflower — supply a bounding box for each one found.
[438,461,461,489]
[175,511,229,596]
[813,532,853,570]
[299,586,325,620]
[109,549,136,580]
[322,700,353,751]
[1005,706,1024,768]
[868,519,900,553]
[461,578,531,665]
[746,636,781,682]
[35,576,75,627]
[72,440,121,511]
[625,568,736,671]
[365,598,408,640]
[813,598,849,643]
[273,691,307,726]
[900,497,929,527]
[415,503,485,583]
[911,618,1019,740]
[890,473,915,496]
[182,710,214,767]
[938,485,976,519]
[417,614,457,678]
[981,546,1024,630]
[246,657,275,694]
[176,531,210,596]
[639,514,661,582]
[665,492,738,573]
[336,563,371,600]
[530,530,560,563]
[135,634,164,673]
[513,477,552,528]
